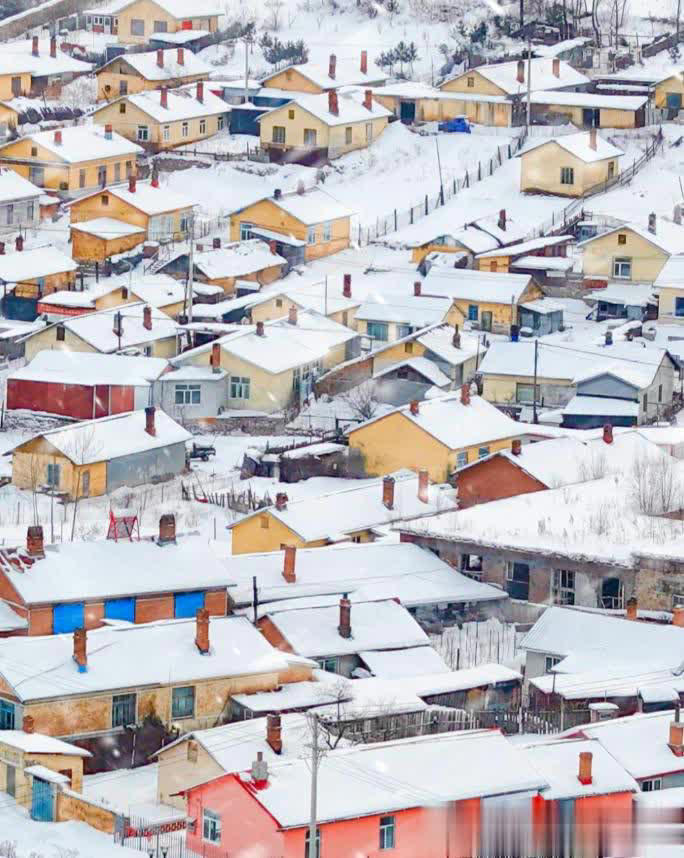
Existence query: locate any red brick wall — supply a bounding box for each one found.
[257,617,294,653]
[84,601,104,630]
[136,595,174,623]
[456,457,548,508]
[29,605,53,635]
[204,590,227,616]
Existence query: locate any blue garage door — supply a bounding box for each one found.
[31,777,54,821]
[174,591,204,618]
[53,602,84,634]
[104,597,135,623]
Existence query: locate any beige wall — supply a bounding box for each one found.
[0,746,85,808]
[261,67,323,94]
[156,738,224,809]
[582,227,669,282]
[482,371,572,405]
[654,74,684,108]
[23,323,177,361]
[12,438,107,499]
[440,69,507,97]
[658,286,684,322]
[0,72,31,100]
[117,0,218,44]
[538,102,638,129]
[520,142,619,197]
[96,59,208,101]
[71,228,144,262]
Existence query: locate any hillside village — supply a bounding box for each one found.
[2,0,684,854]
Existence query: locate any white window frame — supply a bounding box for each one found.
[182,121,189,138]
[545,655,562,673]
[456,450,468,468]
[307,226,317,245]
[163,125,170,141]
[560,166,574,185]
[130,17,144,35]
[202,808,221,842]
[174,383,201,405]
[317,656,338,673]
[136,125,149,142]
[239,221,254,241]
[322,221,332,242]
[272,125,286,144]
[199,118,206,135]
[613,257,632,279]
[641,778,663,792]
[304,127,317,146]
[230,376,250,400]
[366,122,373,142]
[477,445,490,459]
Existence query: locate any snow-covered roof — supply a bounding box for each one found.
[385,219,505,251]
[131,274,186,308]
[70,217,145,239]
[103,85,227,123]
[355,292,451,325]
[519,297,565,314]
[520,131,624,163]
[416,324,481,365]
[190,240,287,279]
[531,663,684,701]
[260,57,387,91]
[423,267,533,305]
[228,541,505,607]
[236,730,546,827]
[532,37,591,57]
[654,254,684,288]
[351,392,520,452]
[476,234,573,259]
[71,180,195,216]
[19,408,190,464]
[233,188,353,225]
[0,246,77,283]
[578,220,684,255]
[98,0,222,17]
[0,37,92,77]
[0,534,230,605]
[0,169,42,204]
[522,738,638,800]
[9,350,166,387]
[442,57,589,94]
[513,255,574,272]
[18,126,143,163]
[529,90,647,110]
[100,48,210,82]
[586,284,656,309]
[560,394,639,418]
[150,29,211,44]
[0,731,91,757]
[265,599,429,658]
[359,646,449,679]
[566,711,684,779]
[232,469,457,543]
[263,91,391,127]
[373,356,451,387]
[0,616,294,702]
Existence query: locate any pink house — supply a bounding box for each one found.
[184,730,548,858]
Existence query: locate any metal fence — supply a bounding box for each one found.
[117,817,281,858]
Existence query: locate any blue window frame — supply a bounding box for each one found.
[468,304,478,321]
[173,591,204,619]
[171,685,195,719]
[53,602,84,634]
[676,297,684,317]
[0,699,14,729]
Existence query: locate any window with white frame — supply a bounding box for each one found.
[366,122,373,142]
[46,463,60,487]
[175,384,201,405]
[545,655,562,673]
[478,446,490,459]
[304,128,317,146]
[307,226,317,244]
[304,828,321,858]
[456,451,468,468]
[218,115,224,130]
[130,18,144,34]
[27,202,34,222]
[641,778,662,792]
[5,204,12,225]
[560,166,574,185]
[240,222,254,241]
[379,815,396,850]
[153,19,168,31]
[203,809,221,842]
[182,121,189,138]
[272,125,286,144]
[516,383,540,404]
[163,125,170,141]
[317,656,338,673]
[230,376,250,399]
[613,257,632,279]
[552,569,575,605]
[137,125,149,141]
[322,221,332,241]
[199,119,206,134]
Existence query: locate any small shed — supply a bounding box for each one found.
[70,217,145,262]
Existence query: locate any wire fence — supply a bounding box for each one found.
[359,129,528,246]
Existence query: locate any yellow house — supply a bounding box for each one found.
[260,52,387,94]
[113,0,220,45]
[596,71,684,112]
[519,129,623,197]
[348,388,521,482]
[0,615,312,740]
[372,80,512,126]
[68,175,194,242]
[129,273,187,317]
[229,468,457,554]
[96,46,209,101]
[579,218,684,284]
[0,62,32,100]
[355,289,452,344]
[0,125,142,196]
[70,217,145,262]
[654,254,684,323]
[475,234,574,274]
[529,91,647,129]
[259,89,390,163]
[386,218,509,266]
[229,188,353,262]
[0,241,77,301]
[93,82,228,152]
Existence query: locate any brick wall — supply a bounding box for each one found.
[56,788,118,833]
[315,354,374,397]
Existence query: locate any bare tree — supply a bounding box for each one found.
[340,380,379,421]
[631,453,682,515]
[63,428,104,541]
[264,0,285,29]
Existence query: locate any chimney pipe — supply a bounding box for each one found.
[53,129,62,146]
[603,423,614,445]
[409,400,419,416]
[338,594,351,639]
[328,89,339,116]
[363,88,373,111]
[626,595,637,620]
[604,330,613,346]
[418,468,429,504]
[104,123,113,140]
[498,208,506,231]
[342,273,352,298]
[112,310,122,338]
[160,86,168,109]
[266,713,282,754]
[578,751,593,785]
[251,751,268,785]
[414,281,421,297]
[143,304,152,330]
[552,57,560,78]
[275,492,288,511]
[26,525,44,557]
[648,212,657,234]
[675,204,682,226]
[382,476,395,510]
[673,605,684,627]
[360,50,367,74]
[177,47,184,65]
[210,341,221,373]
[328,53,336,79]
[213,237,221,249]
[511,439,522,456]
[589,127,597,151]
[32,35,39,57]
[288,305,297,325]
[461,382,471,406]
[283,544,296,583]
[195,607,210,654]
[452,324,461,349]
[274,188,282,200]
[269,240,277,255]
[15,235,23,252]
[145,405,156,437]
[73,627,87,672]
[157,48,164,68]
[196,81,204,103]
[50,36,56,58]
[669,721,684,756]
[129,173,136,193]
[516,59,524,83]
[158,513,176,544]
[22,715,34,734]
[256,320,265,337]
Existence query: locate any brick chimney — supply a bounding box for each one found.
[275,492,288,511]
[283,544,296,583]
[15,235,23,252]
[104,123,113,140]
[26,525,44,557]
[363,89,373,111]
[73,627,87,672]
[498,208,506,231]
[414,281,421,297]
[589,127,597,151]
[196,81,204,103]
[288,305,297,325]
[578,751,593,785]
[361,50,368,74]
[32,35,39,57]
[53,129,62,146]
[552,57,560,78]
[0,242,5,255]
[452,324,461,349]
[157,48,164,68]
[516,59,524,84]
[160,86,168,109]
[195,607,210,654]
[328,53,336,79]
[210,341,221,373]
[626,595,637,621]
[342,273,352,298]
[338,594,351,638]
[328,89,339,117]
[382,476,395,510]
[603,423,613,445]
[418,469,429,504]
[511,439,522,456]
[158,513,176,544]
[145,405,156,437]
[112,310,123,338]
[266,712,282,753]
[409,400,419,416]
[213,237,221,249]
[143,305,152,330]
[50,36,56,58]
[461,382,471,406]
[177,47,184,65]
[648,212,657,234]
[256,320,265,337]
[129,173,136,193]
[674,605,684,627]
[22,714,34,734]
[670,720,684,756]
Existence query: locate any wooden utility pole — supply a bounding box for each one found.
[533,338,539,424]
[526,33,532,129]
[308,712,320,858]
[185,213,194,323]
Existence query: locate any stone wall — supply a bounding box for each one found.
[56,788,118,834]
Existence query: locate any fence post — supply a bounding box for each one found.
[424,194,428,215]
[394,209,397,230]
[465,171,469,188]
[453,178,456,193]
[410,206,414,225]
[477,162,481,181]
[508,143,511,158]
